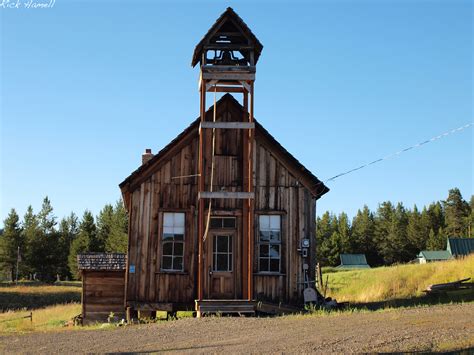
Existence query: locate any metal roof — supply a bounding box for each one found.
[418,250,453,261]
[338,254,370,268]
[447,238,474,257]
[77,253,126,271]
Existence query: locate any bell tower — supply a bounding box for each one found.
[192,7,263,302]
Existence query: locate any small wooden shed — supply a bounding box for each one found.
[77,253,126,324]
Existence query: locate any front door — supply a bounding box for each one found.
[206,230,235,299]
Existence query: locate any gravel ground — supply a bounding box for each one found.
[1,303,473,354]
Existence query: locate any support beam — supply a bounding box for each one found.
[206,86,245,93]
[197,79,206,301]
[248,81,255,301]
[199,192,255,199]
[202,72,255,81]
[242,90,249,299]
[200,122,255,129]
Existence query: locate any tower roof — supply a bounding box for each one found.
[191,7,264,67]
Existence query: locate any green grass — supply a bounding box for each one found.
[0,282,81,311]
[324,255,474,305]
[0,303,82,333]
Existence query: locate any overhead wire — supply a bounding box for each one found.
[324,122,473,184]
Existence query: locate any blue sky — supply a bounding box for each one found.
[1,0,472,225]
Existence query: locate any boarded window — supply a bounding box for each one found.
[258,215,281,273]
[161,212,185,271]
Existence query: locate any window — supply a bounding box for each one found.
[213,235,233,272]
[258,215,281,273]
[161,212,185,271]
[210,217,236,229]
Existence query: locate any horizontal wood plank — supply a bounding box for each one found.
[199,191,254,199]
[201,122,255,129]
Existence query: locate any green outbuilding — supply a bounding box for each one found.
[447,238,474,258]
[417,250,453,264]
[337,254,371,269]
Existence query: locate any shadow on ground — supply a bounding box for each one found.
[349,291,474,311]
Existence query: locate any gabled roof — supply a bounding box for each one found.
[119,94,329,200]
[447,238,474,257]
[192,7,264,67]
[418,250,453,261]
[338,254,370,269]
[77,253,126,271]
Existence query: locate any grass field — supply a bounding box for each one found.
[0,303,82,333]
[0,282,83,333]
[0,282,81,311]
[325,254,474,305]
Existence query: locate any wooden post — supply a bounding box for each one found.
[242,90,249,299]
[198,78,206,301]
[248,82,254,301]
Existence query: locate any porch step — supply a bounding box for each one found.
[255,302,302,316]
[195,299,256,317]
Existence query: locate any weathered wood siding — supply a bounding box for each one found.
[82,270,125,324]
[126,102,316,306]
[253,137,316,304]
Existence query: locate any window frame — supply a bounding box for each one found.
[160,212,186,272]
[257,214,282,274]
[212,234,233,272]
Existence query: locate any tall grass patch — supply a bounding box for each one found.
[0,303,81,333]
[326,255,474,303]
[0,283,81,311]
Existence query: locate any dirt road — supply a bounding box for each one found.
[1,303,473,353]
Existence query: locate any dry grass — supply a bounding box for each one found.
[0,283,81,311]
[0,303,82,333]
[325,255,474,303]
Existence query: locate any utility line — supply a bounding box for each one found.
[324,122,473,183]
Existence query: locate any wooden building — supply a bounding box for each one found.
[119,7,329,316]
[77,253,126,324]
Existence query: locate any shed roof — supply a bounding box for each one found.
[191,7,264,67]
[418,250,453,261]
[119,94,329,200]
[447,238,474,257]
[77,253,126,271]
[338,254,370,268]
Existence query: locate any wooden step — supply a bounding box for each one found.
[255,302,302,316]
[195,299,256,317]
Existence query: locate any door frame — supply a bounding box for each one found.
[205,229,236,299]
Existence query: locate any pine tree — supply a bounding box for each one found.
[351,205,378,265]
[407,205,427,254]
[21,206,39,277]
[374,201,395,263]
[426,202,445,235]
[0,209,24,280]
[29,197,60,281]
[38,196,56,234]
[444,188,469,237]
[68,210,96,278]
[105,200,129,253]
[468,195,473,238]
[95,204,114,252]
[336,212,351,254]
[316,211,335,266]
[426,228,446,250]
[57,212,79,279]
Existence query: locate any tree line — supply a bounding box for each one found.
[316,188,473,267]
[0,197,128,281]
